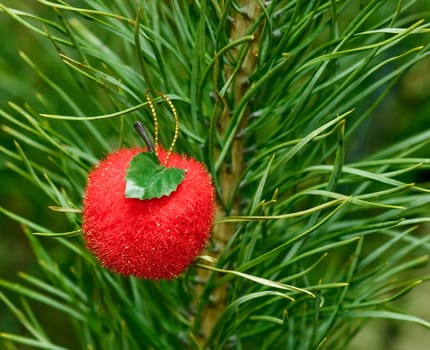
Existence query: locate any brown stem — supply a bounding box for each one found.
[194,2,263,347]
[133,121,154,152]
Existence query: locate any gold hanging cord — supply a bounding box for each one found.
[145,90,179,165]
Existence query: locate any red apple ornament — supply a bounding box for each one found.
[82,147,215,279]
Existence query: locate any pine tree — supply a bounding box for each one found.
[1,1,430,349]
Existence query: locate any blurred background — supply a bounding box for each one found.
[0,1,429,349]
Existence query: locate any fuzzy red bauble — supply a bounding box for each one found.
[82,147,215,279]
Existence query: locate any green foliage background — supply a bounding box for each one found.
[0,1,430,349]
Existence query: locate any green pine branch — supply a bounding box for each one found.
[0,1,429,349]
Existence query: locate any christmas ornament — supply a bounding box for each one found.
[82,92,215,279]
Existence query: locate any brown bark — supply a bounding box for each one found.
[194,2,263,348]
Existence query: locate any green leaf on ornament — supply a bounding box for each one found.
[125,152,185,200]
